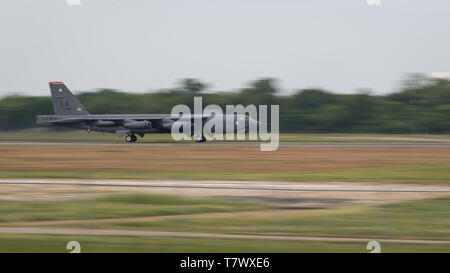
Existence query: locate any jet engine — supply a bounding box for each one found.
[92,120,115,127]
[123,120,152,129]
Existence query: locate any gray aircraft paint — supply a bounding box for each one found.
[37,82,255,142]
[49,82,89,116]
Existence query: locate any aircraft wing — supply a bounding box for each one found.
[49,116,168,124]
[48,114,213,124]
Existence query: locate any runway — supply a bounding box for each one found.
[1,179,450,193]
[1,141,450,147]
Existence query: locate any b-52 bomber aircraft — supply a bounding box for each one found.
[37,82,256,143]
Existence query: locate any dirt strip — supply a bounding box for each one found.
[0,227,448,244]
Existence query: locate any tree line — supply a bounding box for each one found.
[0,74,449,133]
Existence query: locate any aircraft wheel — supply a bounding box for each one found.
[131,135,137,142]
[125,135,133,143]
[195,136,207,143]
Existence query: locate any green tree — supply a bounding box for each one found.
[178,79,207,94]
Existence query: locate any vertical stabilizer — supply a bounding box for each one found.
[49,82,89,115]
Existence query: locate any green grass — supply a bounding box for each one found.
[1,131,449,143]
[1,163,449,184]
[0,233,449,253]
[84,196,450,241]
[0,194,449,252]
[0,193,266,224]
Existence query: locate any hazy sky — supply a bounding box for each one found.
[0,0,449,96]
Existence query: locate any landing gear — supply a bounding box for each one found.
[125,134,137,143]
[195,134,206,143]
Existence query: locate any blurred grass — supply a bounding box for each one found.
[2,193,448,241]
[0,196,449,252]
[84,196,450,241]
[0,234,449,253]
[0,131,450,142]
[0,131,449,252]
[0,194,266,224]
[0,163,449,184]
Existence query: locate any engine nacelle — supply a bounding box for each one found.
[123,120,152,129]
[93,120,115,127]
[161,122,174,130]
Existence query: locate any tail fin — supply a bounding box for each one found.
[49,82,89,115]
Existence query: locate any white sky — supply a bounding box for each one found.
[0,0,449,96]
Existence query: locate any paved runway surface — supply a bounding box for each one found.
[1,141,450,147]
[1,179,450,193]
